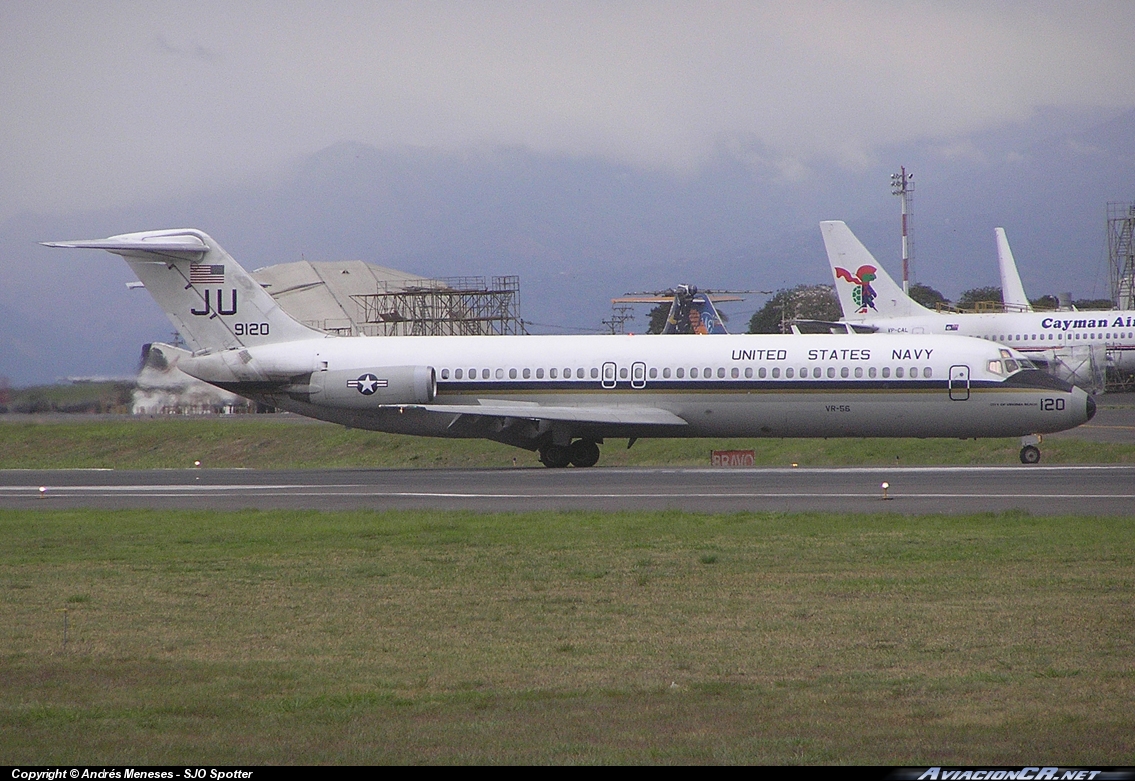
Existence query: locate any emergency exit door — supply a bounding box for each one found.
[949,365,970,401]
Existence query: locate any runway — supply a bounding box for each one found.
[2,464,1133,515]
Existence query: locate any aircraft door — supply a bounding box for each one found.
[631,362,647,389]
[949,365,970,401]
[602,362,617,389]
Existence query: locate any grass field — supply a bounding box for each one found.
[2,417,1134,469]
[2,508,1132,764]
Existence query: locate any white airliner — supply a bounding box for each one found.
[45,228,1094,466]
[821,221,1135,389]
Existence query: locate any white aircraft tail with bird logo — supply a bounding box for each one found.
[820,220,933,320]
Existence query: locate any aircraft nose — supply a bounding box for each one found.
[1086,394,1097,422]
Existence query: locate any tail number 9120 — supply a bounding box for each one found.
[234,323,269,336]
[1041,398,1065,411]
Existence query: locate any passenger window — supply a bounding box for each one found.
[868,367,877,378]
[854,367,863,378]
[576,368,585,379]
[786,368,794,378]
[704,367,711,377]
[619,368,627,379]
[523,368,530,379]
[442,369,450,379]
[813,367,822,378]
[496,368,504,379]
[731,367,739,378]
[840,367,849,378]
[882,367,891,378]
[923,367,932,378]
[536,368,544,379]
[591,367,599,379]
[550,368,558,379]
[676,368,685,378]
[771,367,780,378]
[663,367,671,378]
[454,368,463,379]
[508,368,517,379]
[827,367,835,378]
[895,367,904,378]
[649,367,658,379]
[756,367,764,378]
[718,367,726,378]
[691,368,699,378]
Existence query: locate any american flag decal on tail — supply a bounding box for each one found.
[190,264,225,284]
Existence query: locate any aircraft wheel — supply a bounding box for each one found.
[540,444,572,468]
[1019,445,1041,465]
[568,439,601,468]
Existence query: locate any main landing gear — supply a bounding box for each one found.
[539,439,601,468]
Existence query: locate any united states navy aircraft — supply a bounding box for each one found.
[45,229,1095,466]
[822,221,1135,389]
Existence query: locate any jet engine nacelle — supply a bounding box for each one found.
[313,366,437,408]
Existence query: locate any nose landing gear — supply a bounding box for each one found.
[1019,434,1042,465]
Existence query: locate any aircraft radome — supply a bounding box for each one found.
[45,229,1095,466]
[821,220,1135,392]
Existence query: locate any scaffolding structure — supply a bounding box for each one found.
[1108,202,1135,310]
[352,276,524,336]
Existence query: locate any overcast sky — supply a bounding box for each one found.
[4,1,1135,222]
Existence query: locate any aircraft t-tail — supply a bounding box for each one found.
[46,228,1095,466]
[821,220,1135,393]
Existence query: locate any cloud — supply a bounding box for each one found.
[2,1,1134,219]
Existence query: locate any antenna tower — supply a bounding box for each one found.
[1108,202,1135,310]
[891,166,915,294]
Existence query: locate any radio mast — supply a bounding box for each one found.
[891,167,914,294]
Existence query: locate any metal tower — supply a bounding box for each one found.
[891,167,914,294]
[1108,202,1135,310]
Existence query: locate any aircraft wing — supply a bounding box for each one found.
[790,319,879,334]
[390,400,688,427]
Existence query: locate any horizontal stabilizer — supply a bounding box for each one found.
[42,233,209,255]
[392,402,688,427]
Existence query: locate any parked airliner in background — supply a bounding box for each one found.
[995,227,1033,313]
[822,221,1135,392]
[46,229,1094,466]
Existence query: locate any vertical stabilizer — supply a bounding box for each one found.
[820,221,933,320]
[44,229,324,353]
[996,227,1033,312]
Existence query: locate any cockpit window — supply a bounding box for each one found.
[987,360,1003,375]
[1004,359,1019,373]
